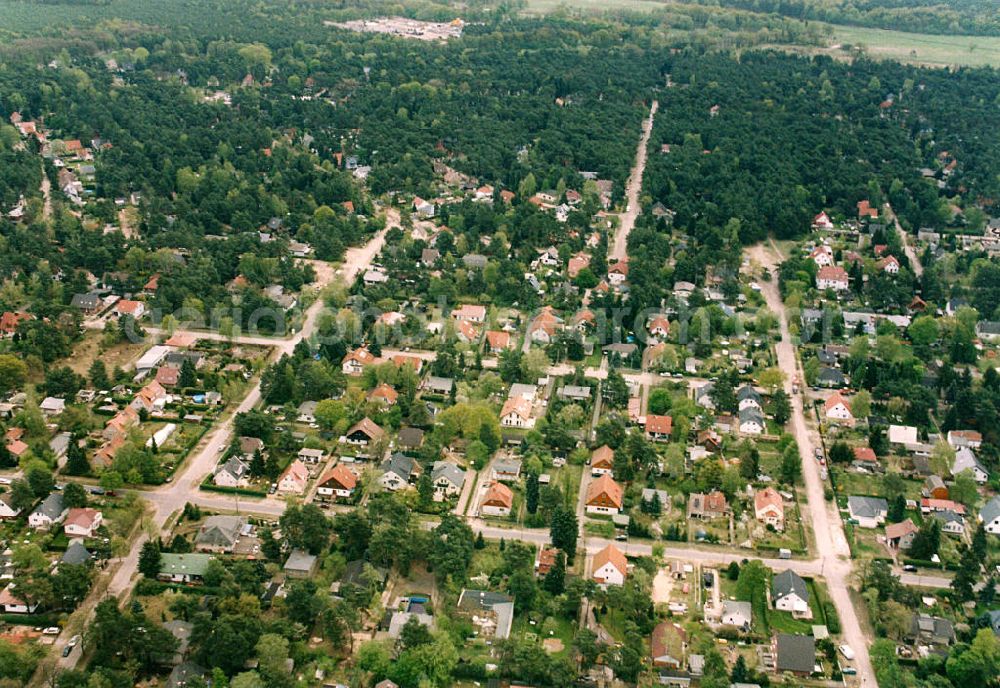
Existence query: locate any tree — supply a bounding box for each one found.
[525,471,539,514]
[828,441,853,464]
[255,634,291,688]
[285,580,324,626]
[179,358,197,388]
[550,506,577,563]
[88,359,110,390]
[8,480,35,512]
[851,389,872,419]
[910,518,941,560]
[65,440,90,476]
[62,482,87,508]
[772,389,791,425]
[887,494,907,523]
[951,545,980,602]
[279,504,332,555]
[25,464,54,497]
[946,628,1000,686]
[138,541,161,578]
[602,369,629,408]
[543,551,566,595]
[0,355,27,395]
[951,469,980,509]
[99,471,124,492]
[740,445,759,479]
[780,443,801,484]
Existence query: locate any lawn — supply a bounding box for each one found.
[829,25,1000,68]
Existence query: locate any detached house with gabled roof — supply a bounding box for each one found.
[64,508,103,538]
[591,543,627,586]
[816,265,849,291]
[194,515,244,553]
[379,453,420,491]
[343,417,385,447]
[276,459,309,494]
[317,463,357,501]
[754,487,784,531]
[952,446,989,484]
[590,445,614,476]
[645,414,673,441]
[481,481,514,517]
[773,570,810,616]
[823,392,854,426]
[342,347,379,375]
[979,495,1000,535]
[586,474,623,515]
[28,492,67,530]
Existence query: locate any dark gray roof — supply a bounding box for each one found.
[848,495,888,519]
[397,426,424,449]
[739,407,765,425]
[342,559,388,588]
[981,495,1000,524]
[431,461,465,488]
[737,385,761,403]
[71,293,101,310]
[380,452,417,481]
[60,541,92,565]
[776,634,815,674]
[773,570,809,604]
[32,492,65,521]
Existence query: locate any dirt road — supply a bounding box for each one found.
[748,242,876,687]
[886,203,923,278]
[610,99,658,262]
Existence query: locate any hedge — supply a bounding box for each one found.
[200,481,268,498]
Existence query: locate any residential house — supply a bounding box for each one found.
[115,299,145,319]
[947,430,982,449]
[367,383,398,406]
[396,427,425,452]
[379,453,420,491]
[456,589,514,639]
[650,621,687,669]
[317,464,357,501]
[451,304,486,323]
[422,376,454,395]
[590,445,615,476]
[276,459,309,494]
[775,634,815,676]
[63,508,103,538]
[500,397,533,428]
[886,519,918,551]
[344,417,385,447]
[39,397,66,416]
[592,543,627,586]
[980,496,1000,534]
[687,491,730,520]
[646,414,673,441]
[823,392,855,426]
[737,385,763,412]
[852,447,880,471]
[812,211,834,230]
[773,570,810,616]
[0,311,31,337]
[586,474,624,515]
[720,600,752,631]
[28,493,67,530]
[493,457,522,482]
[70,293,102,315]
[557,385,591,402]
[648,316,671,338]
[0,584,38,614]
[431,461,465,501]
[214,457,250,488]
[342,347,378,375]
[485,330,512,353]
[847,496,888,529]
[738,407,765,435]
[283,549,319,579]
[297,447,325,465]
[908,614,955,647]
[879,255,900,274]
[158,553,214,583]
[816,266,849,291]
[481,481,514,517]
[952,446,989,483]
[131,380,168,414]
[0,494,22,520]
[932,509,965,535]
[754,487,784,531]
[809,245,833,266]
[156,366,181,387]
[194,515,245,553]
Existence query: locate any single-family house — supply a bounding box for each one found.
[485,330,512,353]
[980,495,1000,535]
[297,447,325,465]
[344,417,385,446]
[885,519,918,551]
[947,430,982,449]
[720,600,752,631]
[379,453,420,491]
[63,508,103,538]
[650,621,686,669]
[586,474,623,515]
[737,385,763,412]
[775,634,815,676]
[367,383,398,406]
[687,491,729,520]
[823,392,855,426]
[194,515,245,553]
[646,414,673,441]
[451,304,486,323]
[592,543,627,586]
[908,614,955,646]
[773,570,810,616]
[754,487,784,530]
[481,481,514,517]
[159,553,214,583]
[283,549,319,579]
[0,584,38,614]
[276,459,309,494]
[39,397,66,416]
[500,397,533,428]
[816,266,849,291]
[214,457,250,487]
[952,446,989,483]
[590,445,615,476]
[738,407,765,435]
[342,347,378,375]
[847,495,888,529]
[493,457,522,482]
[456,589,514,639]
[431,461,465,501]
[809,245,833,266]
[317,464,357,500]
[28,493,67,530]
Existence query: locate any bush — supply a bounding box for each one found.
[199,480,267,497]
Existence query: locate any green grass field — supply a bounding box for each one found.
[829,25,1000,68]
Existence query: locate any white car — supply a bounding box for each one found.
[839,644,855,660]
[750,282,762,291]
